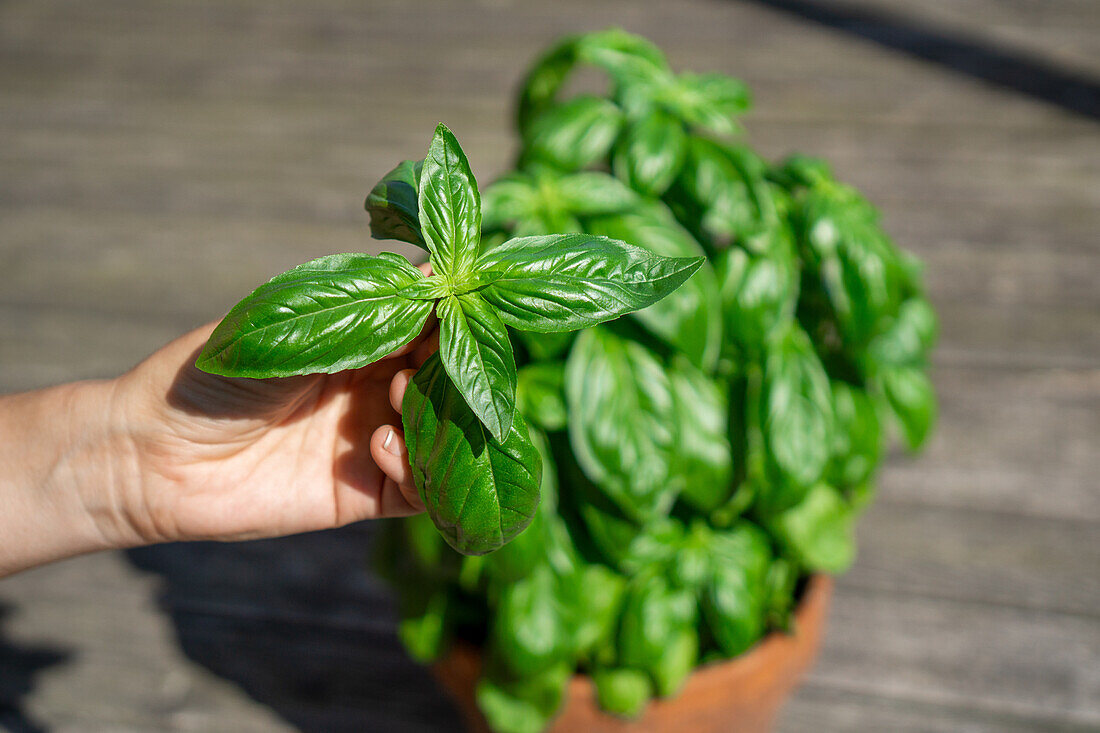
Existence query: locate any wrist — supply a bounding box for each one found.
[0,379,145,575]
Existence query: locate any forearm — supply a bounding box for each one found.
[0,379,144,577]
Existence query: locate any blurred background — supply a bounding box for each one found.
[1,1,1097,731]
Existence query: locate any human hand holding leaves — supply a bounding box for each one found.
[197,123,703,554]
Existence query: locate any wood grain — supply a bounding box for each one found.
[1,0,1097,731]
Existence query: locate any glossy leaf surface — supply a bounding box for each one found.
[477,233,704,333]
[522,95,624,172]
[612,111,686,197]
[668,356,733,511]
[587,208,722,371]
[419,123,481,281]
[365,158,425,248]
[402,354,541,555]
[197,253,432,378]
[438,293,518,443]
[566,327,676,520]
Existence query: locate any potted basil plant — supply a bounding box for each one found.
[198,27,936,733]
[371,29,938,733]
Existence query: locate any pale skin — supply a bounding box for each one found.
[0,268,438,578]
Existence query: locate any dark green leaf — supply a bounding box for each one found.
[513,328,575,362]
[755,325,834,513]
[701,523,771,656]
[566,328,677,520]
[767,483,856,573]
[556,172,638,216]
[481,175,537,231]
[828,381,882,488]
[476,233,704,333]
[522,95,624,171]
[418,123,481,281]
[612,111,686,196]
[565,564,627,656]
[516,362,567,431]
[438,293,517,442]
[668,356,733,511]
[880,365,936,450]
[197,252,432,378]
[587,209,722,371]
[402,354,541,555]
[618,573,697,685]
[714,234,799,356]
[674,72,751,136]
[365,158,425,247]
[397,590,449,663]
[490,564,570,677]
[477,660,571,733]
[865,297,938,369]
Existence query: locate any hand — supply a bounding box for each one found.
[111,317,438,546]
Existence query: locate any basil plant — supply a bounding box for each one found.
[375,29,938,732]
[198,123,702,555]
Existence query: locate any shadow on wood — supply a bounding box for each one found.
[125,529,459,732]
[0,605,70,733]
[738,0,1100,120]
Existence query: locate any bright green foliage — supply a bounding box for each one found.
[375,29,937,731]
[198,123,702,555]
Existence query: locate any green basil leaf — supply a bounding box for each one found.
[674,72,751,136]
[398,274,450,300]
[564,564,627,656]
[481,175,537,231]
[490,564,570,677]
[397,590,449,663]
[477,660,571,733]
[587,208,721,371]
[828,381,882,488]
[617,573,697,683]
[197,252,432,377]
[516,362,567,431]
[483,428,562,588]
[566,327,676,520]
[701,523,771,657]
[713,232,799,357]
[578,27,669,84]
[612,111,687,196]
[668,356,733,511]
[512,210,583,239]
[365,158,425,247]
[865,296,938,369]
[522,95,624,172]
[766,483,856,573]
[755,325,834,512]
[651,627,698,698]
[880,365,936,450]
[592,667,652,719]
[514,27,664,133]
[556,172,638,216]
[476,233,704,333]
[418,123,481,282]
[402,354,541,556]
[438,293,518,443]
[800,185,908,348]
[513,328,575,362]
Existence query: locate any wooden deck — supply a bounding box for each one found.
[1,1,1098,730]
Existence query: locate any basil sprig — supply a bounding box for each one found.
[197,123,704,555]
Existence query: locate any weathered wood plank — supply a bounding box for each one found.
[849,500,1100,616]
[810,586,1100,725]
[780,682,1100,733]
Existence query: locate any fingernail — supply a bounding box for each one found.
[382,428,405,456]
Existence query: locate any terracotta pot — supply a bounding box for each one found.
[432,574,833,733]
